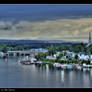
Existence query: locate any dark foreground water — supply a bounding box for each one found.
[0,57,92,88]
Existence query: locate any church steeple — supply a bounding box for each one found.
[88,32,91,45]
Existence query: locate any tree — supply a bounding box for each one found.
[14,45,24,51]
[87,44,92,54]
[1,47,7,53]
[35,52,47,60]
[71,43,85,53]
[74,54,78,60]
[48,45,56,56]
[55,51,63,62]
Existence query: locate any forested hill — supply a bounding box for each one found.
[0,39,87,47]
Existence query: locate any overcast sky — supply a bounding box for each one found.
[0,4,92,42]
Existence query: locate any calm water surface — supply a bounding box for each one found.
[0,57,92,88]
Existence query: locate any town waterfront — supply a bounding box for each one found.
[0,57,92,88]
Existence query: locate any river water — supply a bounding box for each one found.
[0,57,92,88]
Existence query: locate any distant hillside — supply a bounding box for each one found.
[0,39,87,47]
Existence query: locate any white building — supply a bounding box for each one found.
[78,54,89,61]
[0,52,4,57]
[46,56,56,59]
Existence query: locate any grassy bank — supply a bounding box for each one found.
[40,59,91,64]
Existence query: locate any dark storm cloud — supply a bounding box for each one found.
[0,4,92,21]
[0,4,92,42]
[0,18,92,42]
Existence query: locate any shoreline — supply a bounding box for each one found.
[18,59,92,70]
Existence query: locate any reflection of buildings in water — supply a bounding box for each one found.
[40,64,49,81]
[89,69,92,87]
[46,64,49,77]
[21,64,36,74]
[61,70,64,87]
[4,58,8,62]
[69,71,74,81]
[83,68,87,72]
[83,70,90,87]
[83,68,90,87]
[90,70,92,79]
[83,68,90,72]
[68,71,76,87]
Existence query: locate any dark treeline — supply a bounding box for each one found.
[1,42,92,64]
[0,41,90,54]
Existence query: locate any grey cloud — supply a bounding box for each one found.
[0,18,92,42]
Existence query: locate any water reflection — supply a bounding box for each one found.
[61,70,64,87]
[1,57,92,88]
[90,70,92,87]
[4,58,8,62]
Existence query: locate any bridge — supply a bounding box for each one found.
[4,49,48,57]
[6,51,37,57]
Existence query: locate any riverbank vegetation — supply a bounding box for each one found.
[35,43,92,64]
[0,44,32,52]
[0,42,89,53]
[1,42,92,64]
[40,58,90,64]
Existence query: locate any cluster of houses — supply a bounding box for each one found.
[30,48,48,53]
[1,47,92,64]
[46,50,92,63]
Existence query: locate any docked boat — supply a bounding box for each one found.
[18,56,37,65]
[20,61,33,65]
[76,65,82,70]
[53,63,60,68]
[82,63,92,68]
[53,63,68,69]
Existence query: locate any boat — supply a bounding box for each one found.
[82,64,92,68]
[18,56,37,65]
[53,63,61,68]
[61,64,67,69]
[76,65,82,70]
[20,61,33,65]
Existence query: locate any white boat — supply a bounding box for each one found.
[82,63,92,68]
[76,65,82,70]
[18,56,37,65]
[53,63,61,68]
[61,64,67,69]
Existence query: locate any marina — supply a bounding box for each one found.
[18,56,92,70]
